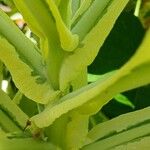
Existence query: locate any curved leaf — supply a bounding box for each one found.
[58,0,72,27]
[13,0,65,89]
[0,110,21,132]
[60,0,129,91]
[110,136,150,150]
[114,93,135,109]
[0,9,44,75]
[72,0,111,39]
[31,70,116,128]
[71,0,81,16]
[0,10,60,104]
[84,106,150,146]
[71,0,93,25]
[0,37,60,104]
[13,0,52,40]
[82,107,150,150]
[46,0,79,51]
[0,89,28,129]
[31,28,150,127]
[88,12,145,74]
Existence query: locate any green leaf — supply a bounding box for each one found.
[0,10,60,104]
[18,95,38,118]
[46,0,79,51]
[88,71,116,82]
[88,74,100,83]
[89,111,108,129]
[82,107,150,150]
[30,70,116,128]
[0,9,43,75]
[0,128,6,139]
[72,0,111,39]
[13,0,53,41]
[71,0,93,25]
[101,96,134,119]
[0,138,59,150]
[88,12,145,74]
[0,36,60,104]
[60,0,129,91]
[0,110,21,132]
[58,0,72,27]
[31,28,150,128]
[12,91,23,105]
[13,0,65,89]
[110,136,150,150]
[53,0,61,6]
[71,0,81,16]
[114,93,135,109]
[0,89,28,130]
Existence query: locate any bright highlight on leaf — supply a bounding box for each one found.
[114,93,135,109]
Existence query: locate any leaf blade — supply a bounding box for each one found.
[31,28,150,127]
[0,37,60,104]
[60,0,129,91]
[46,0,79,51]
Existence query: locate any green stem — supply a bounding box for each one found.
[45,69,88,149]
[45,113,69,149]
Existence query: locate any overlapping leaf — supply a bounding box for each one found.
[0,89,28,130]
[82,107,150,150]
[0,10,59,104]
[31,28,150,128]
[13,0,66,89]
[60,0,129,91]
[46,0,79,51]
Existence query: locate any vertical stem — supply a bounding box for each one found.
[45,113,69,149]
[45,68,88,149]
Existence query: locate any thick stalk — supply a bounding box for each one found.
[45,69,88,149]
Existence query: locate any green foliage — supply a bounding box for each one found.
[0,0,150,150]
